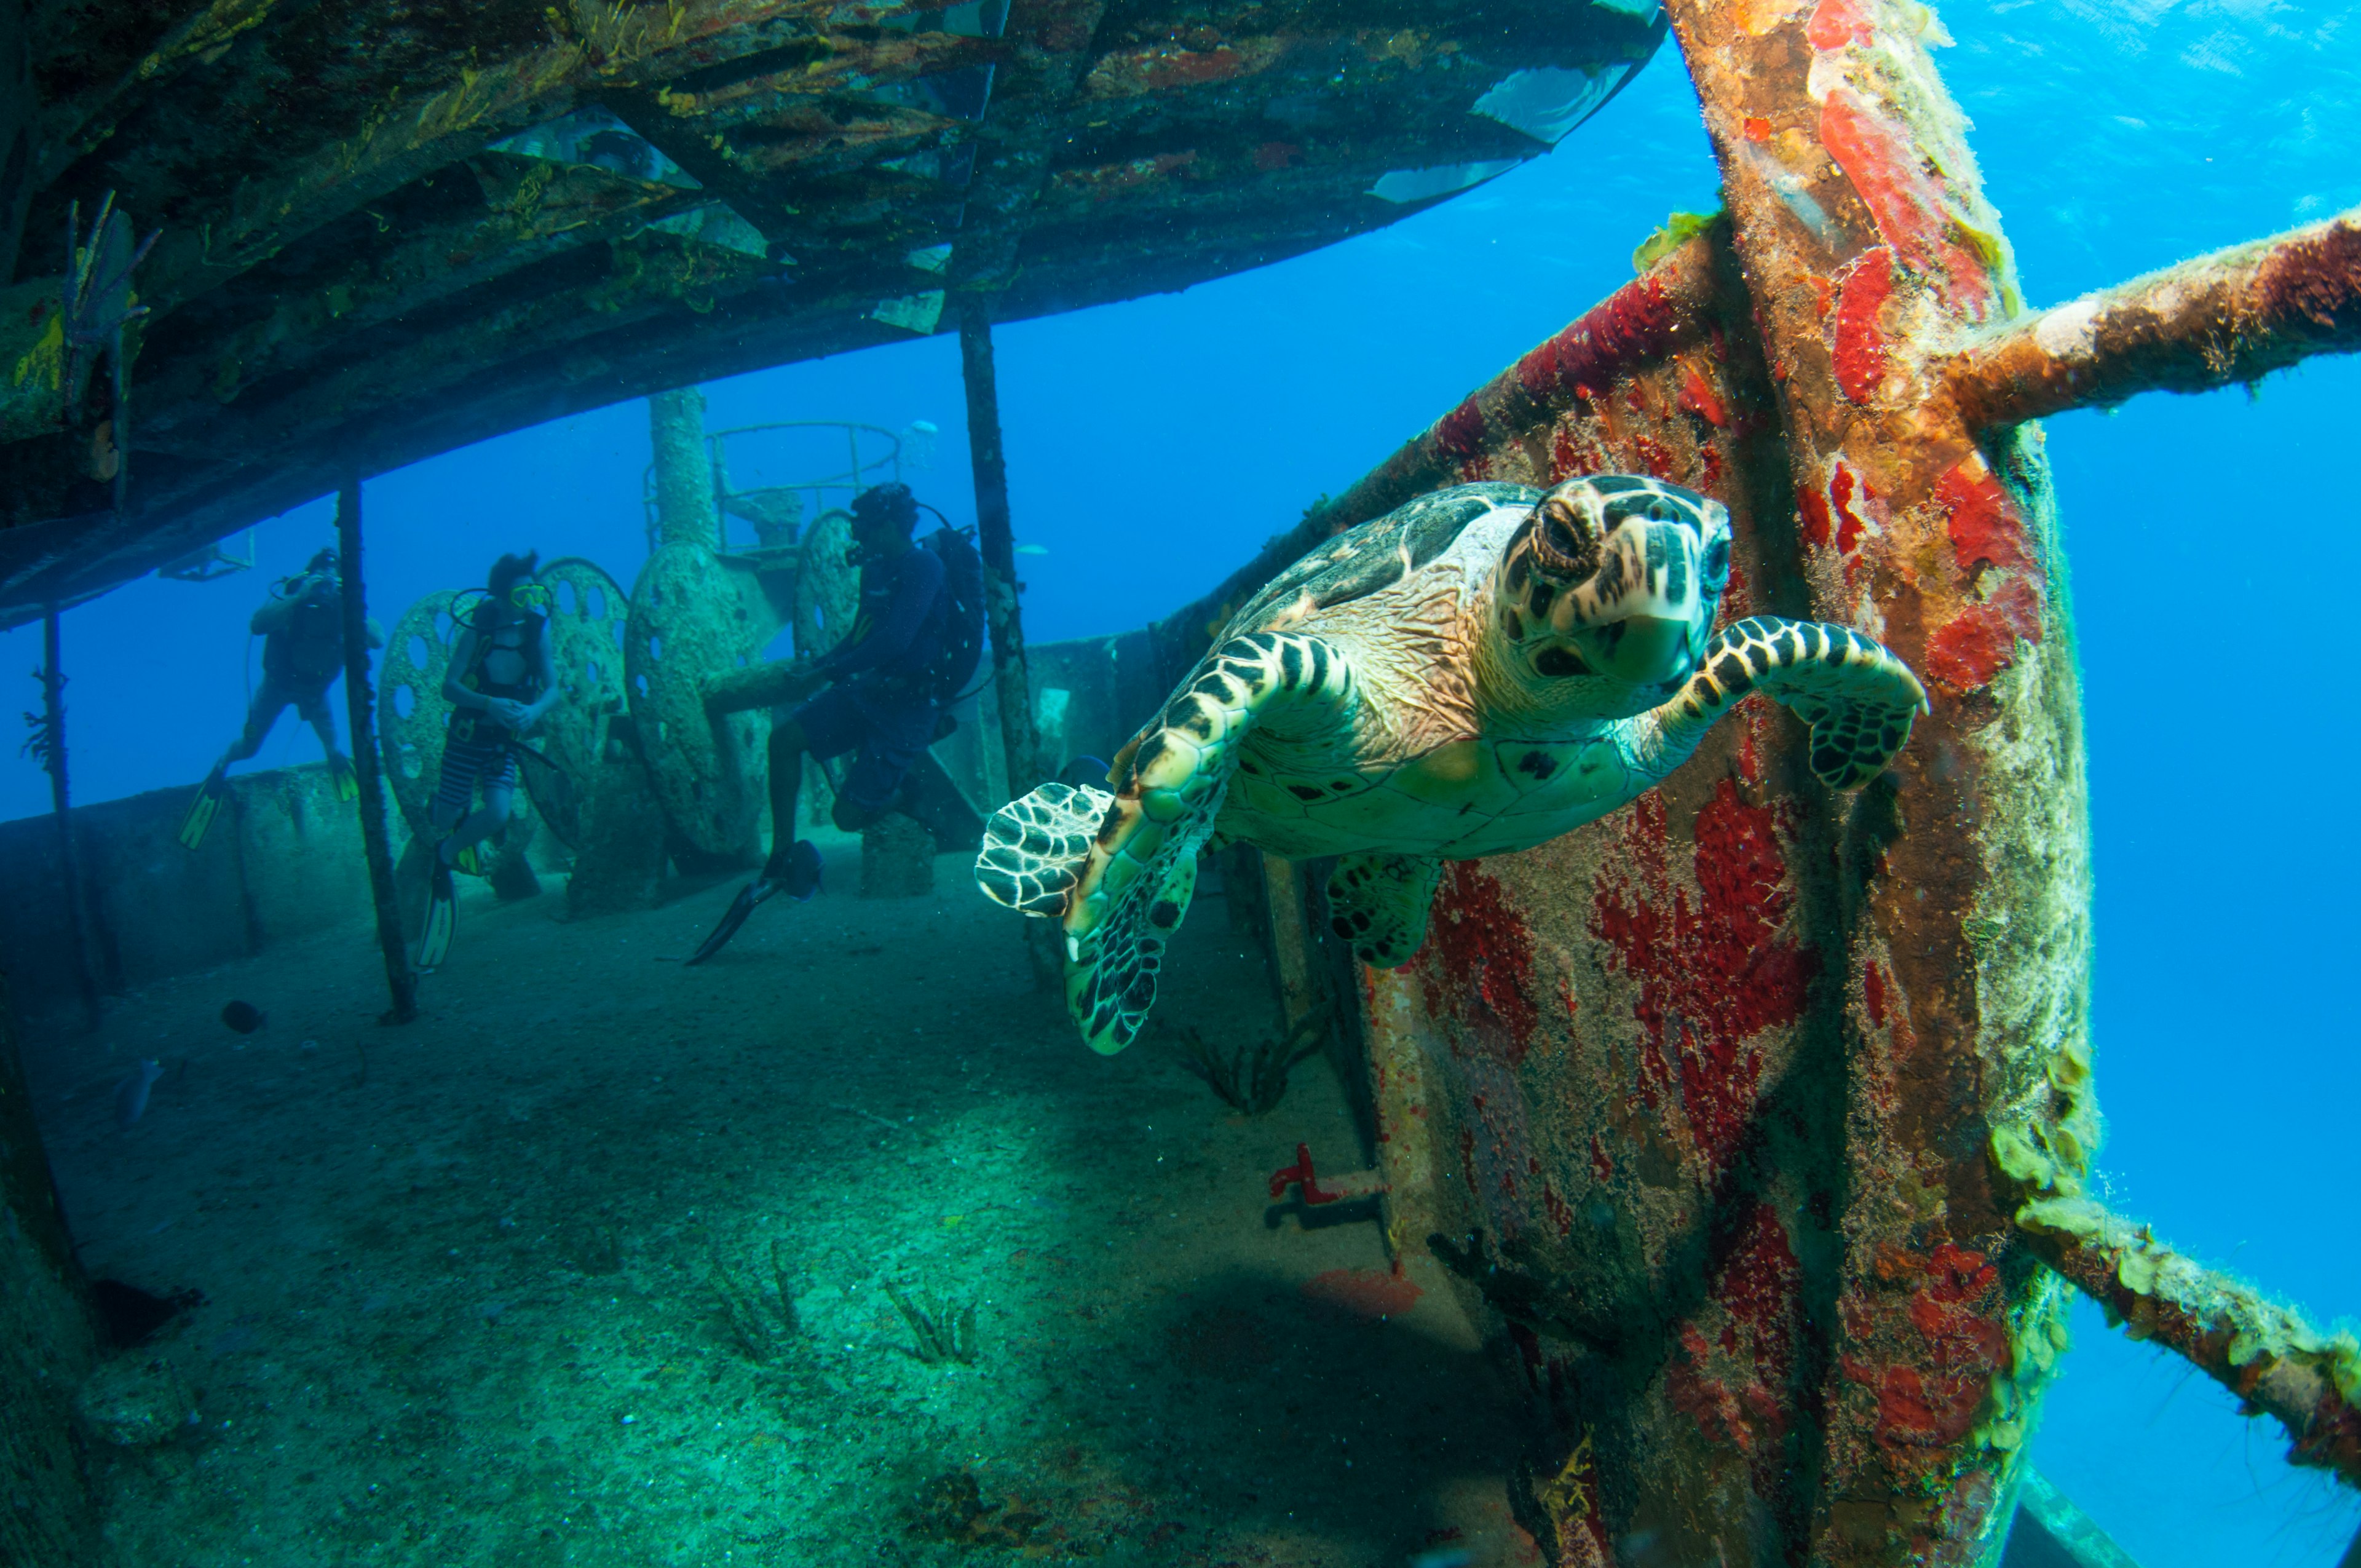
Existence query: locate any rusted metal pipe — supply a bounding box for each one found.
[336,478,418,1025]
[1945,205,2361,430]
[700,657,805,718]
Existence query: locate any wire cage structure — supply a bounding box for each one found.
[639,420,937,557]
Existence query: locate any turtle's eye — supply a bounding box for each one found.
[1701,534,1730,592]
[1532,496,1600,580]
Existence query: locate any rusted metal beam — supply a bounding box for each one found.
[2016,1198,2361,1491]
[1945,205,2361,430]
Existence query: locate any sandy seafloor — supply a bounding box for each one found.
[21,837,1538,1568]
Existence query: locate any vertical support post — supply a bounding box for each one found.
[648,387,719,550]
[957,300,1041,798]
[958,298,1058,983]
[336,478,418,1024]
[1259,855,1322,1035]
[36,607,100,1032]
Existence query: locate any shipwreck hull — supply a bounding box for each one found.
[1279,0,2360,1560]
[1281,209,2082,1564]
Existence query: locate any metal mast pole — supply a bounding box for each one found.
[335,478,418,1024]
[958,298,1058,983]
[37,607,100,1031]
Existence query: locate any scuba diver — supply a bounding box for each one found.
[417,551,559,970]
[178,548,381,850]
[687,481,974,965]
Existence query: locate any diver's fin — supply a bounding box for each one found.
[330,756,358,803]
[684,840,818,965]
[177,780,223,851]
[973,782,1115,917]
[684,883,765,967]
[417,863,457,970]
[1325,853,1445,969]
[452,842,487,877]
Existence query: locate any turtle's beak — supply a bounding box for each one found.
[1546,517,1715,684]
[1568,614,1698,684]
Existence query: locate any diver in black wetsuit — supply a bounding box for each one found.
[417,551,559,969]
[178,548,382,850]
[687,483,949,964]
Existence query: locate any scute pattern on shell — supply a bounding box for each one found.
[1228,482,1541,635]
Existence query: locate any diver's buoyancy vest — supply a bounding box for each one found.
[453,614,540,703]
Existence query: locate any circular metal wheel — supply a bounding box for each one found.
[625,540,782,859]
[379,589,465,838]
[789,509,859,830]
[793,509,858,660]
[527,556,631,847]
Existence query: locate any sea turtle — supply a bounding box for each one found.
[976,475,1929,1055]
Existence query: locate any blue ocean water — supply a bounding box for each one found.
[5,6,2356,1564]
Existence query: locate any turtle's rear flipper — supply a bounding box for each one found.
[975,782,1113,916]
[177,780,223,851]
[1639,616,1928,789]
[1326,853,1445,969]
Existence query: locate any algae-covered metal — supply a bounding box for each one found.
[0,0,1667,622]
[1115,5,2361,1564]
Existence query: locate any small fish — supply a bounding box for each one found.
[219,1000,265,1034]
[1013,542,1048,555]
[114,1059,162,1130]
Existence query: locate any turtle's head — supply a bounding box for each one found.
[1493,475,1732,715]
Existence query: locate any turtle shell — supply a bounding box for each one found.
[1225,482,1540,638]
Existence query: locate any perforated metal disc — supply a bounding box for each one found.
[379,588,464,838]
[528,556,631,847]
[625,541,782,859]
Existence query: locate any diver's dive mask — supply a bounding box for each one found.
[508,582,553,614]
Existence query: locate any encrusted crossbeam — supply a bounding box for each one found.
[2016,1198,2361,1491]
[1945,206,2361,430]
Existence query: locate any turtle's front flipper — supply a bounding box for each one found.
[1634,616,1928,788]
[1058,632,1356,1055]
[1326,853,1444,968]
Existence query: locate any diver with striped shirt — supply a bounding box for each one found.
[417,550,558,969]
